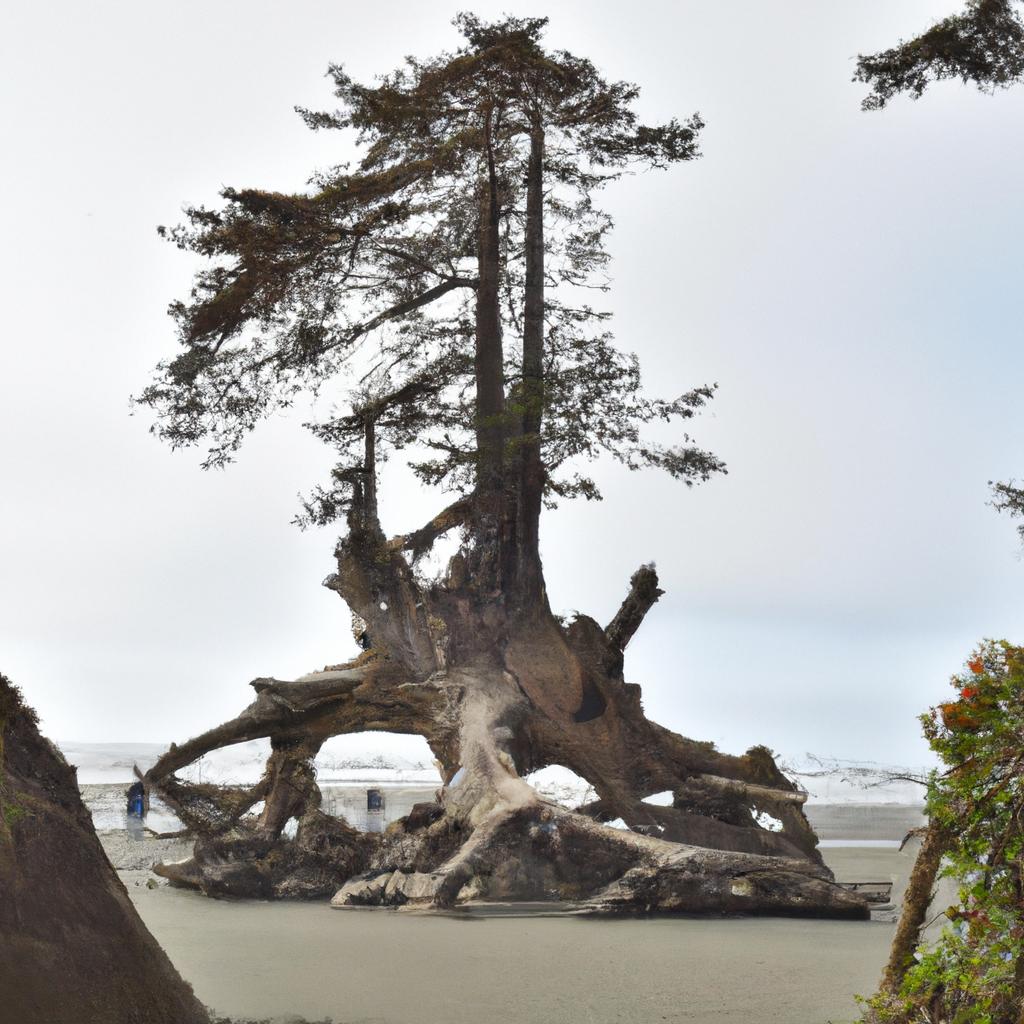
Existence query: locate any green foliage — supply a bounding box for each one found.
[863,640,1024,1024]
[2,799,31,829]
[138,14,721,530]
[855,0,1024,110]
[857,4,1024,551]
[0,673,37,840]
[0,672,35,728]
[990,481,1024,543]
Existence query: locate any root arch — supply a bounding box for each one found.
[146,559,866,918]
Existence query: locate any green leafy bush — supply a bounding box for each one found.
[864,640,1024,1024]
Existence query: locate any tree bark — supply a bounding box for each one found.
[880,822,952,996]
[516,118,546,607]
[145,558,865,918]
[606,564,664,652]
[474,103,506,498]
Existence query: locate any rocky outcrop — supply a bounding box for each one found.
[0,672,209,1024]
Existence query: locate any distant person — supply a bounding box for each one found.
[126,781,145,819]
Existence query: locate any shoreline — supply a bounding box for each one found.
[101,831,929,1024]
[119,847,902,1024]
[90,778,933,1023]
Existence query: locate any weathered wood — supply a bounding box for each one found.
[880,821,952,994]
[687,772,809,806]
[516,119,546,606]
[605,564,665,651]
[149,651,862,916]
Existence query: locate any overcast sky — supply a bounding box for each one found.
[3,1,1022,766]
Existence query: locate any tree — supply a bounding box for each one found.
[856,0,1024,545]
[992,481,1024,543]
[862,642,1024,1024]
[137,14,864,916]
[855,0,1024,111]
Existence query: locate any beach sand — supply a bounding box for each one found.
[114,843,910,1024]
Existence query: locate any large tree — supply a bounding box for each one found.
[138,15,864,916]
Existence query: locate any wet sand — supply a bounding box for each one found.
[122,846,907,1024]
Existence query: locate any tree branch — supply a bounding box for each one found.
[881,822,953,995]
[388,495,474,558]
[682,772,809,807]
[145,668,371,783]
[317,275,477,360]
[605,563,664,651]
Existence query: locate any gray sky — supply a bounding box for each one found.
[2,1,1022,765]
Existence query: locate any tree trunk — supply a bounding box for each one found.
[516,118,546,608]
[145,543,866,918]
[474,103,506,498]
[879,822,952,996]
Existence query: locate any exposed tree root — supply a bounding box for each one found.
[146,602,867,917]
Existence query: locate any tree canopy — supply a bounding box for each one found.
[856,0,1024,546]
[855,0,1024,110]
[865,642,1024,1024]
[139,13,723,559]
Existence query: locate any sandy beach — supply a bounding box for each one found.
[87,758,933,1023]
[107,840,915,1024]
